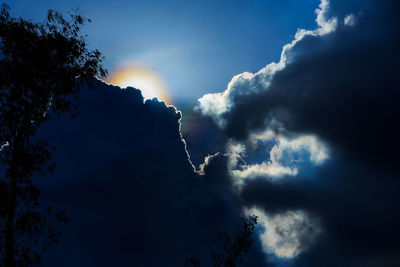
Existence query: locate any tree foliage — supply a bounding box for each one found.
[211,215,258,267]
[0,4,105,266]
[185,215,258,267]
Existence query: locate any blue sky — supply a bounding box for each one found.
[8,0,319,102]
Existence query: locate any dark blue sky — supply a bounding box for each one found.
[8,0,319,102]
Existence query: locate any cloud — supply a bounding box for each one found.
[247,208,321,258]
[197,0,338,129]
[240,157,400,265]
[36,81,265,267]
[229,133,329,183]
[343,14,356,26]
[196,0,400,265]
[197,0,400,168]
[233,160,298,181]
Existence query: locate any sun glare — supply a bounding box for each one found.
[106,66,171,104]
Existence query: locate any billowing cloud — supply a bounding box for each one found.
[197,0,400,168]
[195,0,400,265]
[36,82,265,267]
[229,133,329,183]
[247,208,321,258]
[197,0,338,129]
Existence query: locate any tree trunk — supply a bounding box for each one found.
[4,133,21,267]
[4,174,17,267]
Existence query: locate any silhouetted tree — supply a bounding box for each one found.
[0,4,106,266]
[185,215,258,267]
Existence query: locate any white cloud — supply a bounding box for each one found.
[233,161,298,180]
[276,135,329,165]
[196,90,231,127]
[344,14,357,26]
[247,207,322,258]
[229,133,329,183]
[315,0,338,35]
[197,153,218,175]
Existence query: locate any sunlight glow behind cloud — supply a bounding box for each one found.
[106,65,172,104]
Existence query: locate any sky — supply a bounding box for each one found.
[3,0,400,266]
[7,0,320,102]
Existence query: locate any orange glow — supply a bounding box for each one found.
[106,65,171,104]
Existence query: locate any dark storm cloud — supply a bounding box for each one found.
[225,28,400,168]
[36,82,265,267]
[179,106,228,167]
[199,0,400,169]
[197,0,400,265]
[240,156,400,265]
